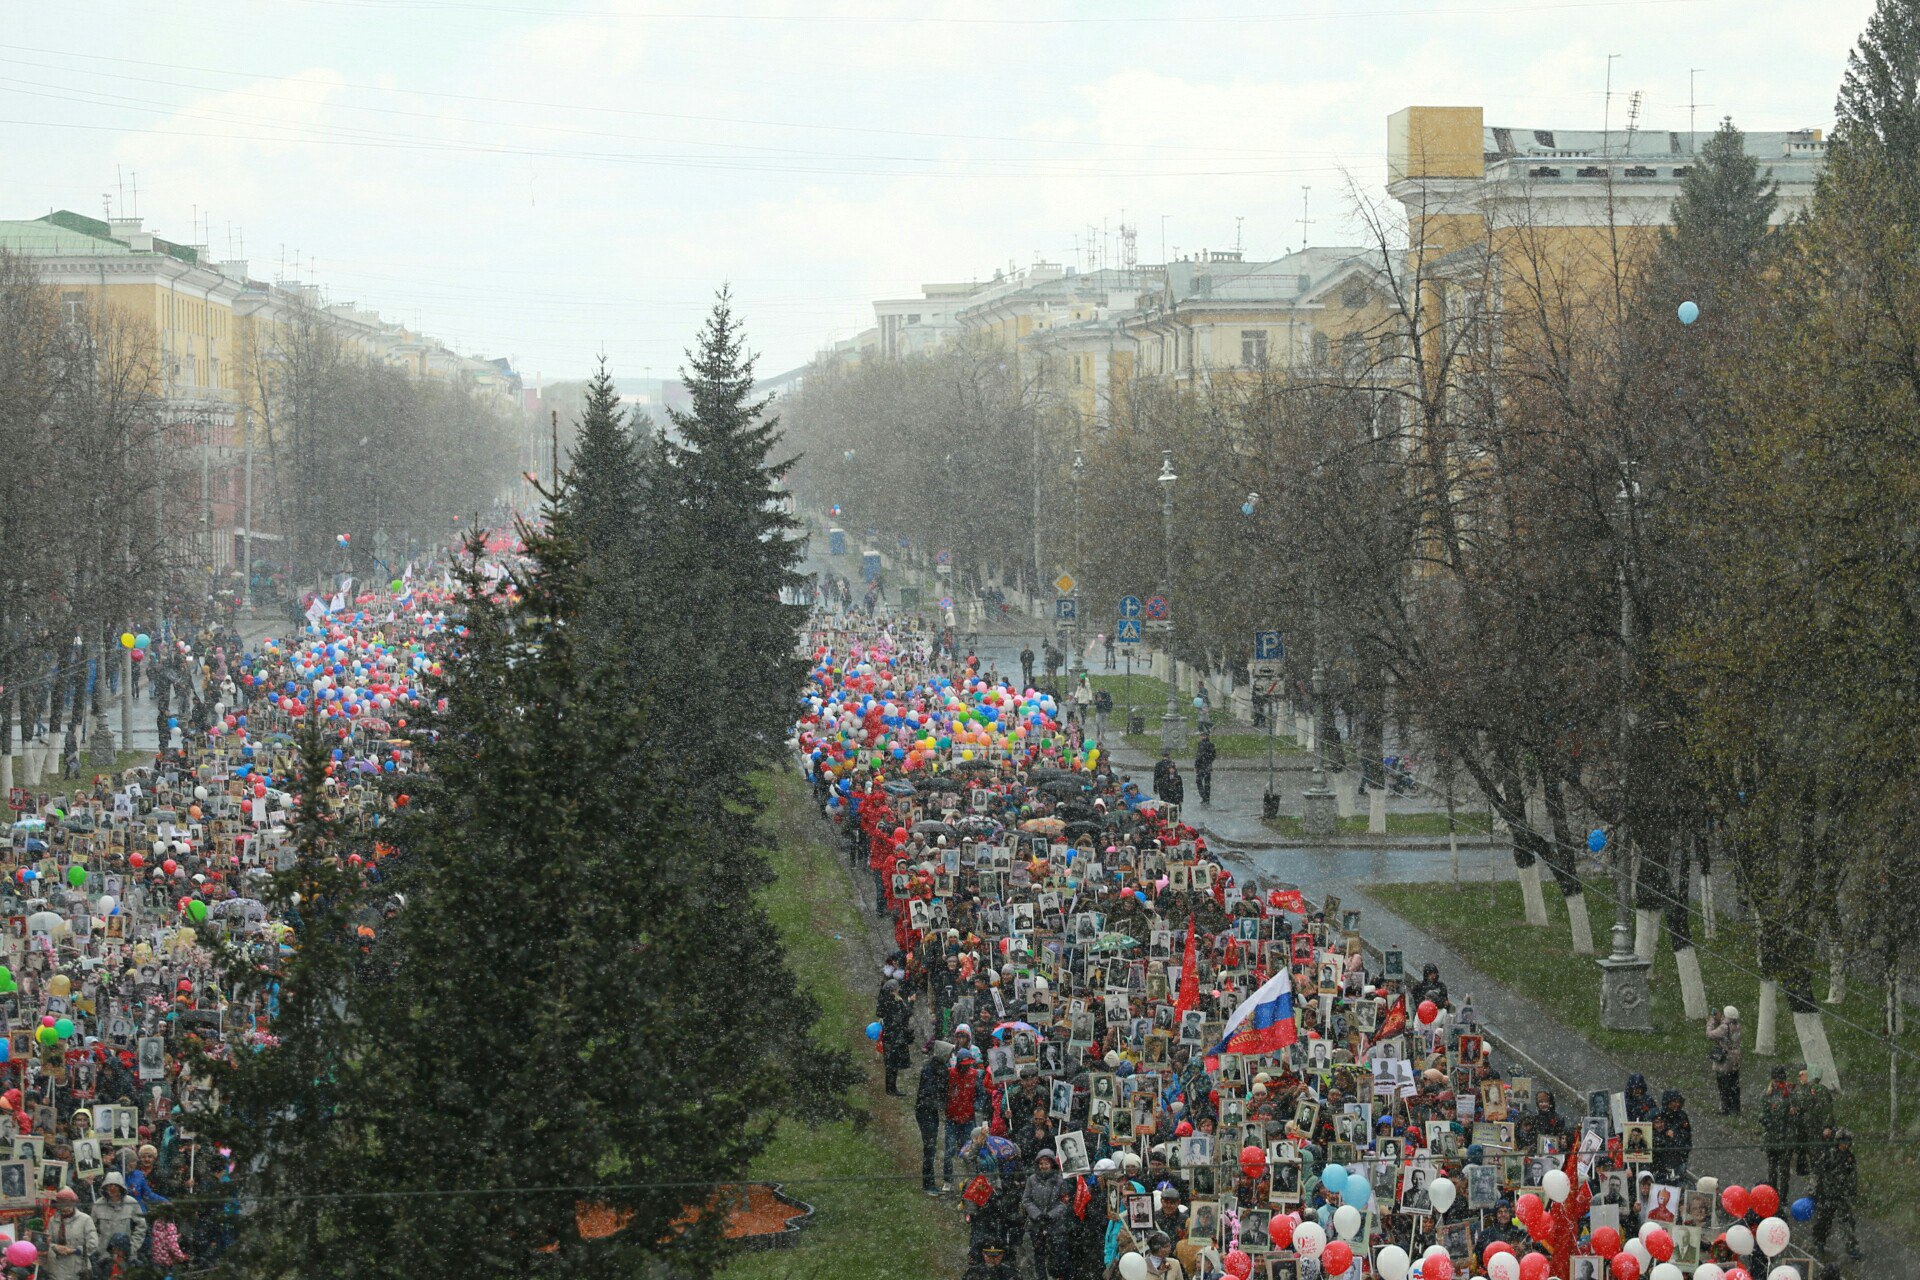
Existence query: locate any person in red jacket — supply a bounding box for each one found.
[941,1049,982,1190]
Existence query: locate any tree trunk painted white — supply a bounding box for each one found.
[1698,867,1716,940]
[1793,1008,1841,1092]
[1635,906,1661,962]
[1675,944,1708,1020]
[1334,772,1357,819]
[1825,948,1847,1004]
[1518,860,1549,926]
[1566,891,1595,955]
[1368,784,1387,835]
[1756,978,1779,1056]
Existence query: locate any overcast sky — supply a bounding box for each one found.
[1,0,1874,382]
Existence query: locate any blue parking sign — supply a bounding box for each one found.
[1254,630,1284,661]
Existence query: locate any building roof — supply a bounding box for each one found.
[1485,124,1825,163]
[0,219,134,258]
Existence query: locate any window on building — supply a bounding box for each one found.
[1340,332,1367,372]
[1312,331,1331,365]
[1240,329,1269,368]
[1340,282,1369,309]
[60,292,84,326]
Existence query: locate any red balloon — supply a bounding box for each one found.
[1644,1227,1673,1263]
[1590,1226,1622,1259]
[1724,1270,1752,1280]
[1721,1185,1750,1218]
[1417,999,1439,1025]
[1519,1253,1552,1280]
[1484,1242,1516,1268]
[1239,1144,1267,1176]
[1269,1215,1294,1250]
[129,853,145,870]
[1516,1192,1544,1223]
[1424,1257,1454,1280]
[1321,1241,1354,1276]
[1224,1250,1254,1280]
[1610,1255,1640,1280]
[1748,1183,1779,1219]
[161,859,178,876]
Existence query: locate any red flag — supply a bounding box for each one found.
[1072,1175,1094,1219]
[1174,914,1199,1021]
[1267,888,1307,914]
[1371,995,1407,1046]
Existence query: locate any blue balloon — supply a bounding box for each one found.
[1587,828,1608,853]
[1241,502,1256,517]
[1344,1177,1371,1208]
[1320,1163,1348,1194]
[1678,299,1700,325]
[1791,1196,1814,1222]
[865,1021,883,1041]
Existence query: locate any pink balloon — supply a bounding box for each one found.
[4,1240,37,1267]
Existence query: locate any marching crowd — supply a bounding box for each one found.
[0,550,476,1276]
[797,610,1859,1280]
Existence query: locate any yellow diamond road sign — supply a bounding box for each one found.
[1055,574,1076,594]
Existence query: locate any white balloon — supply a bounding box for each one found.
[1767,1267,1801,1280]
[1639,1219,1663,1242]
[1487,1254,1522,1280]
[1625,1239,1653,1270]
[1725,1224,1755,1256]
[1695,1175,1719,1195]
[1424,1245,1450,1262]
[1694,1267,1725,1280]
[1375,1245,1410,1280]
[1651,1265,1683,1280]
[1426,1177,1457,1214]
[1543,1169,1571,1203]
[1293,1222,1326,1260]
[1756,1216,1791,1258]
[1117,1254,1149,1280]
[1333,1204,1362,1240]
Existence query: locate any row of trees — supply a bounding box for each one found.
[0,251,527,787]
[781,1,1920,1098]
[249,300,525,602]
[204,294,856,1276]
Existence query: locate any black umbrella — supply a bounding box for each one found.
[1062,820,1105,840]
[912,820,959,838]
[882,781,917,797]
[1038,779,1083,797]
[956,759,997,773]
[916,776,964,792]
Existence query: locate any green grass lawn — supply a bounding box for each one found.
[1122,730,1300,759]
[1371,877,1920,1243]
[728,776,964,1280]
[1261,811,1495,837]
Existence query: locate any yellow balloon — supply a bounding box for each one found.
[48,975,71,997]
[961,749,974,761]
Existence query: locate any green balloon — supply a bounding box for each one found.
[188,900,209,923]
[53,1018,73,1040]
[67,866,86,888]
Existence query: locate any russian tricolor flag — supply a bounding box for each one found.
[1204,968,1298,1068]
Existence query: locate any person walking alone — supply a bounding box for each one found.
[1193,732,1216,806]
[1705,1006,1742,1115]
[1020,643,1036,690]
[916,1041,954,1195]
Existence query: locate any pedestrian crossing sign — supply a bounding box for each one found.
[1115,618,1142,644]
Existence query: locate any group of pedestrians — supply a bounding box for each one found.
[798,609,1855,1280]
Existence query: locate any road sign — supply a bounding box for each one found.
[938,596,954,611]
[1118,595,1143,619]
[1055,597,1078,622]
[935,548,952,566]
[1115,618,1142,644]
[1250,661,1285,681]
[1254,630,1285,662]
[1258,678,1285,698]
[1144,595,1170,621]
[1055,573,1077,594]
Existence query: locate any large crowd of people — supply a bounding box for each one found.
[796,610,1855,1280]
[0,546,484,1276]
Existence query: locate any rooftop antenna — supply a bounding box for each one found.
[1603,53,1621,156]
[1624,90,1644,152]
[129,172,138,216]
[116,165,123,215]
[1297,188,1313,252]
[1160,215,1169,265]
[102,193,112,219]
[1689,68,1703,154]
[1235,215,1244,254]
[1119,221,1137,270]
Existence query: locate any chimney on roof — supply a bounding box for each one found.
[219,260,250,283]
[108,216,155,253]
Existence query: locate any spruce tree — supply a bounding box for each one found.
[1661,118,1779,276]
[1836,0,1920,187]
[656,289,809,793]
[189,729,387,1273]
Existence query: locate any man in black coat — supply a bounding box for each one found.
[916,1041,955,1195]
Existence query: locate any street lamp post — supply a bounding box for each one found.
[1301,587,1337,838]
[1158,451,1185,753]
[1599,469,1654,1031]
[1070,448,1086,683]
